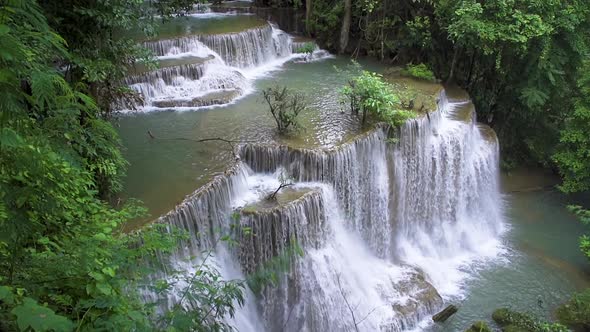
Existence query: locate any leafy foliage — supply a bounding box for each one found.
[295,42,316,54]
[262,85,308,134]
[341,68,414,126]
[553,60,590,193]
[400,63,436,82]
[0,0,255,331]
[492,308,568,332]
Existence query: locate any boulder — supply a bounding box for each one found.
[556,289,590,332]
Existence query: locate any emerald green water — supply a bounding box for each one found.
[117,57,386,226]
[428,169,590,331]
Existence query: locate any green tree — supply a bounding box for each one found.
[554,60,590,193]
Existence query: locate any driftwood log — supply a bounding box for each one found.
[432,304,458,323]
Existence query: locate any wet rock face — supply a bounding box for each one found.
[236,189,326,275]
[392,269,443,329]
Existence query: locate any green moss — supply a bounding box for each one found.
[491,308,567,332]
[400,63,437,82]
[492,308,537,331]
[465,321,492,332]
[492,308,513,326]
[556,289,590,331]
[503,325,529,332]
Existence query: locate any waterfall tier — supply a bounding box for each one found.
[124,56,214,86]
[121,23,297,111]
[142,23,292,69]
[238,128,393,259]
[238,189,326,275]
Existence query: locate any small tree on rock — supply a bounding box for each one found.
[262,85,307,134]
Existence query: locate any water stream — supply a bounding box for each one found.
[118,10,589,332]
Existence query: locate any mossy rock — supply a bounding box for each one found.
[492,308,513,326]
[492,308,537,332]
[465,321,491,332]
[503,325,530,332]
[556,289,590,332]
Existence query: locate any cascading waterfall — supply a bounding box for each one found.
[122,23,296,111]
[122,4,505,330]
[239,128,394,259]
[252,183,443,332]
[136,49,504,330]
[143,24,291,68]
[392,91,505,296]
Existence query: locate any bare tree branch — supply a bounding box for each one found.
[146,131,257,159]
[266,183,294,201]
[336,273,359,332]
[335,273,379,331]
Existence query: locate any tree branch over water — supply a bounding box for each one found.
[335,273,379,332]
[146,131,257,159]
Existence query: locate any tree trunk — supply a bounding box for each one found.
[448,45,460,83]
[339,0,351,54]
[305,0,312,36]
[466,50,477,86]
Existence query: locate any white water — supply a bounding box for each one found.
[393,93,506,298]
[143,89,505,331]
[122,22,331,112]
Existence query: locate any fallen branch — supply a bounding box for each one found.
[146,131,257,160]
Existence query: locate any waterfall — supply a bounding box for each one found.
[238,128,393,259]
[252,183,443,332]
[121,23,295,111]
[142,23,292,69]
[392,90,505,296]
[141,87,504,331]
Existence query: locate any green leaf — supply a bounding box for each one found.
[0,128,23,148]
[0,286,15,305]
[11,298,74,332]
[96,282,112,295]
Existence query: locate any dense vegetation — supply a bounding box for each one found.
[0,0,248,330]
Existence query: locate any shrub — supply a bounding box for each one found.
[341,70,414,126]
[556,289,590,331]
[296,42,316,54]
[401,63,437,82]
[262,85,307,134]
